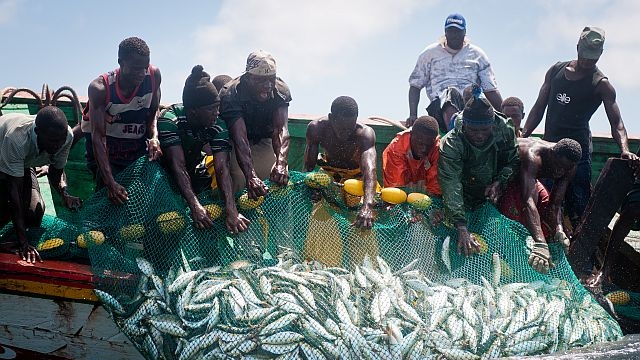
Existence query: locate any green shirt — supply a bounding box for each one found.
[158,104,231,174]
[438,112,519,226]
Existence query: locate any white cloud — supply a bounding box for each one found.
[194,0,426,84]
[0,0,20,24]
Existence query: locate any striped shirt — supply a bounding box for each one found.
[158,104,231,174]
[0,113,73,177]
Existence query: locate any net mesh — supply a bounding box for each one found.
[1,158,625,359]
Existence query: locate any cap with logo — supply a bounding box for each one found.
[577,26,605,60]
[245,50,277,76]
[445,13,466,30]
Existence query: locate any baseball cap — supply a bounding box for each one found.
[445,13,466,30]
[245,50,277,76]
[577,26,605,60]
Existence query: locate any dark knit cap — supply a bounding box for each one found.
[183,65,219,108]
[462,85,494,126]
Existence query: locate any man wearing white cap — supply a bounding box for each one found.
[407,13,503,130]
[219,50,292,197]
[523,27,638,229]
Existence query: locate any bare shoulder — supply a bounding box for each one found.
[151,65,162,83]
[356,123,376,143]
[306,117,327,137]
[88,76,107,102]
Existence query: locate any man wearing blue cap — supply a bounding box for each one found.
[408,13,503,130]
[438,89,519,257]
[523,26,639,229]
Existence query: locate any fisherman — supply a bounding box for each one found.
[522,26,638,227]
[219,50,291,197]
[304,96,377,228]
[438,90,519,256]
[157,65,249,233]
[0,106,82,263]
[497,138,582,273]
[501,97,525,138]
[82,37,163,205]
[382,115,441,196]
[407,13,503,129]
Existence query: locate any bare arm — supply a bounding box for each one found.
[520,163,545,243]
[6,174,41,262]
[523,66,554,137]
[550,167,574,234]
[146,68,162,160]
[599,79,637,160]
[165,145,209,225]
[407,86,421,126]
[303,121,320,172]
[228,118,267,199]
[484,90,503,112]
[47,167,81,210]
[214,151,249,233]
[355,127,377,229]
[88,78,128,204]
[270,105,290,185]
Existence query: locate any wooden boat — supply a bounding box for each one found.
[1,87,640,358]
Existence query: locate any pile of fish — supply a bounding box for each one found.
[94,252,622,360]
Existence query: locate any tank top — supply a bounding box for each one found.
[83,66,157,166]
[542,61,606,155]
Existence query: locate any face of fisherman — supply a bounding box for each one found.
[463,123,493,147]
[445,27,465,50]
[36,128,67,154]
[189,102,220,129]
[502,105,524,132]
[410,131,437,160]
[118,53,150,88]
[551,156,576,179]
[247,74,276,102]
[329,112,358,142]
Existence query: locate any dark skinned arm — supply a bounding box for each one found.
[146,68,162,161]
[355,127,377,229]
[47,167,81,210]
[88,78,128,204]
[214,151,250,233]
[228,118,267,199]
[6,174,41,263]
[550,167,575,244]
[303,121,320,172]
[520,160,546,244]
[522,66,554,138]
[165,145,211,229]
[407,86,421,126]
[270,106,290,185]
[599,79,638,161]
[484,90,504,112]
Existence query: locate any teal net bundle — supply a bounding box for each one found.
[2,158,625,359]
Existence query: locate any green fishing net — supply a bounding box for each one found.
[1,158,624,359]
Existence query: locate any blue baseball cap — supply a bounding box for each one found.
[445,13,466,30]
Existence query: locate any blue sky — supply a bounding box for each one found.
[1,0,638,140]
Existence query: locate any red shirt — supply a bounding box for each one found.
[382,130,441,196]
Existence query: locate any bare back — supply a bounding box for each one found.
[307,118,375,169]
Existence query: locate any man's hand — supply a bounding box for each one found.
[247,177,268,200]
[457,226,480,257]
[106,181,128,205]
[191,204,213,229]
[147,138,162,161]
[226,212,250,234]
[430,209,444,226]
[484,181,503,204]
[269,164,289,186]
[354,205,374,229]
[18,241,42,264]
[62,193,82,211]
[528,242,553,274]
[554,230,571,251]
[405,116,417,127]
[35,166,49,177]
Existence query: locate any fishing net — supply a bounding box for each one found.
[6,157,623,359]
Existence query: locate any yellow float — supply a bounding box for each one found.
[380,187,407,204]
[343,179,364,196]
[38,238,64,251]
[156,211,186,233]
[407,193,433,210]
[304,172,332,189]
[238,193,264,210]
[76,231,106,249]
